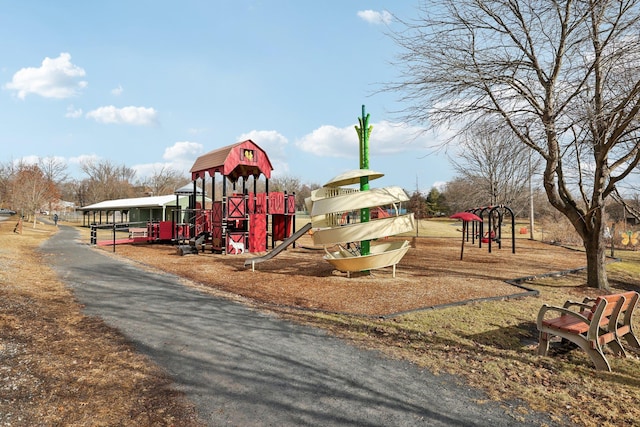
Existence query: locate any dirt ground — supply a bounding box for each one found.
[107,234,590,317]
[2,221,628,427]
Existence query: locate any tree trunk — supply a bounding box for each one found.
[583,233,610,291]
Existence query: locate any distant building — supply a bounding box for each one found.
[77,194,205,226]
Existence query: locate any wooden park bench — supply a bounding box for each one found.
[536,291,640,371]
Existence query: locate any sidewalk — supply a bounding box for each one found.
[41,226,556,426]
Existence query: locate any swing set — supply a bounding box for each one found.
[465,205,516,254]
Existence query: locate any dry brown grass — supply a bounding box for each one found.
[6,217,640,426]
[301,276,640,427]
[93,220,640,427]
[104,234,588,316]
[0,219,202,426]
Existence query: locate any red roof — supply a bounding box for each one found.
[189,140,273,181]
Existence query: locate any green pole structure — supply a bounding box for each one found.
[355,105,372,257]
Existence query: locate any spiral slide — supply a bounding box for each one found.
[306,169,415,277]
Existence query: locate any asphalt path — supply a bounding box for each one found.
[40,226,556,426]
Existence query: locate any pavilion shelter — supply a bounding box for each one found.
[78,195,194,227]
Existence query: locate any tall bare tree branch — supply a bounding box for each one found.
[386,0,640,289]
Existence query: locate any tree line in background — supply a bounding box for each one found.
[0,158,191,221]
[0,157,323,220]
[0,122,539,220]
[1,144,636,229]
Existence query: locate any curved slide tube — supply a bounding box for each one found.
[324,240,410,277]
[312,214,415,246]
[310,186,408,217]
[306,169,414,275]
[244,222,313,271]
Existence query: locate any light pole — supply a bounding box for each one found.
[529,151,535,240]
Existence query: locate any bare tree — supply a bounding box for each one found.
[611,187,640,223]
[269,175,301,193]
[269,175,318,211]
[9,164,58,226]
[37,156,69,212]
[0,161,14,208]
[449,122,539,215]
[442,176,489,214]
[139,166,190,196]
[38,156,68,185]
[80,159,137,204]
[407,190,427,219]
[387,0,640,290]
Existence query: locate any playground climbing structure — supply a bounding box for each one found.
[85,140,298,254]
[184,139,296,254]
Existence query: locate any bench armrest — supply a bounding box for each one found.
[563,300,593,310]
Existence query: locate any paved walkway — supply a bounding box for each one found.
[41,226,554,426]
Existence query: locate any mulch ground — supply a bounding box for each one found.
[103,235,589,317]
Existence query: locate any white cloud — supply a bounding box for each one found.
[68,153,100,166]
[86,105,158,126]
[4,52,87,99]
[162,141,204,161]
[111,84,123,96]
[236,130,290,175]
[14,155,39,166]
[132,141,205,179]
[295,125,356,158]
[357,10,393,25]
[65,105,83,119]
[132,162,173,179]
[296,121,429,158]
[432,181,447,192]
[14,155,69,168]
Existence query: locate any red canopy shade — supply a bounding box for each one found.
[450,212,482,222]
[450,211,482,260]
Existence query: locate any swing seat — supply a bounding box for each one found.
[482,231,497,243]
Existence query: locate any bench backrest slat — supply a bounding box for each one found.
[599,294,622,317]
[613,291,638,329]
[587,295,626,341]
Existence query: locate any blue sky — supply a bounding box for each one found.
[0,1,454,193]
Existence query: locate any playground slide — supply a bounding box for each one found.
[311,214,415,246]
[324,240,410,272]
[305,168,415,276]
[323,168,384,187]
[244,222,313,270]
[310,186,409,218]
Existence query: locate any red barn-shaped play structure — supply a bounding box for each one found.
[184,139,296,254]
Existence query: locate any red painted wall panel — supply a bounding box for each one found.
[249,214,267,252]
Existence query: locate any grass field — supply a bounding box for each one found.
[3,217,640,426]
[278,218,640,427]
[0,219,202,426]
